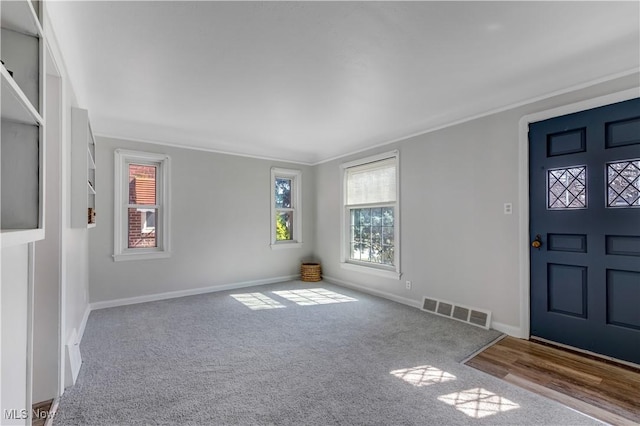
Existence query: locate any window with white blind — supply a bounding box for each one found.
[341,151,400,279]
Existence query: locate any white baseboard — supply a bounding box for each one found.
[491,321,525,338]
[324,275,526,337]
[323,275,422,309]
[90,275,299,311]
[78,305,91,343]
[86,274,525,340]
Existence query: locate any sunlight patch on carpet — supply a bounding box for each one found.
[390,365,456,387]
[272,288,357,306]
[438,387,520,418]
[230,293,286,310]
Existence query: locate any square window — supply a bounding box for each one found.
[128,164,156,204]
[275,178,292,208]
[276,211,293,241]
[547,166,586,209]
[607,159,640,207]
[128,208,157,248]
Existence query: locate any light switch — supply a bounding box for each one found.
[504,203,513,215]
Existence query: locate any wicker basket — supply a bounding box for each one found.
[300,263,322,282]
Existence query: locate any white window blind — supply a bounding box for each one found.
[346,158,397,205]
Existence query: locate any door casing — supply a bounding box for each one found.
[517,87,639,342]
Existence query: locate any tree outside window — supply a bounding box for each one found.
[271,168,302,248]
[342,152,399,275]
[275,178,293,241]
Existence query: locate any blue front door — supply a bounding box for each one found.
[529,98,640,364]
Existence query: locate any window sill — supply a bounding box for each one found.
[113,251,171,262]
[340,262,401,280]
[270,242,303,250]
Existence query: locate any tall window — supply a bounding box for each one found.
[114,150,171,261]
[342,151,400,278]
[271,168,302,248]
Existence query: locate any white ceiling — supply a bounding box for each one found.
[47,1,640,164]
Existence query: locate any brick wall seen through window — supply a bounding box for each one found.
[128,164,157,248]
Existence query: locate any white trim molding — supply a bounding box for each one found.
[325,275,523,336]
[96,132,315,166]
[0,229,45,248]
[339,262,402,280]
[323,275,421,309]
[90,275,299,310]
[517,88,639,340]
[315,69,640,166]
[113,149,172,262]
[491,321,523,338]
[78,305,91,343]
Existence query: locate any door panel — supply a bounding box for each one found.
[529,98,640,364]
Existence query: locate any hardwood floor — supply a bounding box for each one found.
[465,336,640,425]
[32,399,53,426]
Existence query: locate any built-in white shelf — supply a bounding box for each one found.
[1,0,44,244]
[88,148,96,169]
[1,228,45,248]
[0,0,42,37]
[71,107,97,228]
[1,64,42,125]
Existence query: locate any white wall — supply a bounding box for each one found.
[63,229,89,340]
[315,73,640,333]
[1,244,30,426]
[62,95,90,358]
[43,9,91,391]
[89,137,316,304]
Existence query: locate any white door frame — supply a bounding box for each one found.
[42,12,67,397]
[517,87,640,339]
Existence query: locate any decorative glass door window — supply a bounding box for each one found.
[547,166,587,209]
[607,159,640,207]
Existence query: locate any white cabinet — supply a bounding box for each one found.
[1,0,45,247]
[71,107,97,228]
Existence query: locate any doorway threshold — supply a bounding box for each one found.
[464,336,640,425]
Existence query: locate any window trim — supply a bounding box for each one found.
[113,149,172,261]
[270,167,303,249]
[340,150,401,279]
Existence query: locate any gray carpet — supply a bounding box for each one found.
[54,281,600,425]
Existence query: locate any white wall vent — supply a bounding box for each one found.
[421,297,492,330]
